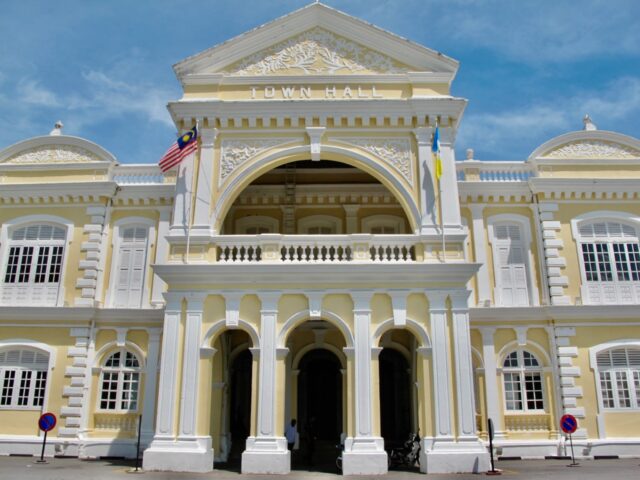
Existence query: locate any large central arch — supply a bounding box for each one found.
[214,145,421,233]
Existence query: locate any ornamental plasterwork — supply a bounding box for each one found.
[4,145,103,164]
[542,141,640,159]
[219,138,297,184]
[225,27,409,76]
[333,137,413,183]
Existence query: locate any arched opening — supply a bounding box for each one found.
[221,159,411,235]
[284,319,347,472]
[209,330,254,470]
[378,329,420,454]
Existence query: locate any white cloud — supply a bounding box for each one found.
[17,79,60,107]
[457,76,640,158]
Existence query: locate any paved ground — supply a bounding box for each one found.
[0,457,639,480]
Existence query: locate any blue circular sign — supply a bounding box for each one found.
[38,412,57,432]
[560,414,577,434]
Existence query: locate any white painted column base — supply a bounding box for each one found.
[142,436,213,473]
[241,436,290,474]
[420,439,489,474]
[342,436,388,475]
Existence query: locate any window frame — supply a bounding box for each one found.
[234,215,279,235]
[107,218,156,309]
[500,349,547,414]
[487,214,539,307]
[0,340,55,411]
[571,213,640,305]
[297,215,342,234]
[96,347,144,413]
[590,340,640,412]
[0,216,73,307]
[361,215,406,234]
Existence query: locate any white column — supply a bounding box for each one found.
[343,205,360,234]
[143,293,213,473]
[480,327,505,437]
[469,205,491,306]
[151,209,171,306]
[142,328,162,439]
[439,126,462,227]
[413,127,437,232]
[342,291,387,475]
[242,292,289,474]
[450,291,480,441]
[192,128,217,234]
[170,149,196,236]
[178,292,207,438]
[428,291,453,441]
[422,291,489,474]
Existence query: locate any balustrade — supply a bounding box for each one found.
[504,413,551,432]
[457,161,535,182]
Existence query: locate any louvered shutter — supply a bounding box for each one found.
[494,224,529,306]
[114,227,148,308]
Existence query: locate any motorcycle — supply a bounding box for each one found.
[388,431,421,469]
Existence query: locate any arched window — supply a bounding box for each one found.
[489,222,531,307]
[575,220,640,304]
[235,215,279,234]
[596,347,640,410]
[361,215,406,234]
[502,350,544,412]
[1,224,66,306]
[0,348,49,409]
[99,350,142,411]
[298,215,342,235]
[111,224,150,308]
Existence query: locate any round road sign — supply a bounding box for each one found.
[560,414,577,434]
[38,412,57,432]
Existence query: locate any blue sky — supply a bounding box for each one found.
[1,0,638,163]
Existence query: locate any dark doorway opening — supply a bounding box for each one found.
[379,348,411,450]
[228,349,252,466]
[296,349,342,472]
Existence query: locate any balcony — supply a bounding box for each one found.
[215,234,418,264]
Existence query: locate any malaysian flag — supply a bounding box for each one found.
[158,126,198,172]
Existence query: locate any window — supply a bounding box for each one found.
[596,347,640,410]
[235,216,279,234]
[502,350,545,412]
[491,223,530,307]
[577,221,640,304]
[298,215,342,235]
[113,226,149,308]
[362,215,406,234]
[99,350,142,412]
[1,224,66,306]
[0,349,49,409]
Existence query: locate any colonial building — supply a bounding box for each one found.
[0,3,639,475]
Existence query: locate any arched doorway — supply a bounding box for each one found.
[379,348,411,447]
[229,349,252,463]
[378,329,419,453]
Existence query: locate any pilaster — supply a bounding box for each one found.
[170,149,195,236]
[75,205,108,306]
[479,327,505,438]
[142,328,162,439]
[538,203,570,305]
[241,292,290,474]
[469,205,491,306]
[151,209,171,306]
[342,291,387,475]
[192,128,217,234]
[438,126,462,227]
[60,327,91,439]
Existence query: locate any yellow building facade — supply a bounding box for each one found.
[0,3,639,475]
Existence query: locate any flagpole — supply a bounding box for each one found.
[184,121,199,265]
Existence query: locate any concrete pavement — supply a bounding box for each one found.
[0,457,638,480]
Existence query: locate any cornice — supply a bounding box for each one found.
[153,262,480,287]
[470,305,640,322]
[0,182,118,203]
[0,306,164,323]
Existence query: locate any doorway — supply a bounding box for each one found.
[228,348,252,464]
[379,348,412,449]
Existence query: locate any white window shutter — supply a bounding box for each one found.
[494,224,530,307]
[114,226,148,308]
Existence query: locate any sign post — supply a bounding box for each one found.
[486,418,501,475]
[37,412,57,464]
[560,414,579,467]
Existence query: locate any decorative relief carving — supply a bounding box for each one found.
[219,138,297,184]
[4,145,103,164]
[225,28,409,76]
[543,141,640,159]
[333,137,413,182]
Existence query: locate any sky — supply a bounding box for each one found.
[0,0,638,163]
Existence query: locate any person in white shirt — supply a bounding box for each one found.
[285,419,297,450]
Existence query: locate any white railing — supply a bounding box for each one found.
[94,413,138,431]
[214,234,417,264]
[504,413,551,432]
[457,161,535,182]
[112,165,168,185]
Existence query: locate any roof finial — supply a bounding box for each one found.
[466,148,475,160]
[583,114,597,131]
[49,120,64,136]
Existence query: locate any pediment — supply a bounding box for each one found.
[529,131,640,162]
[0,135,117,168]
[174,3,457,82]
[223,27,412,76]
[541,141,640,160]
